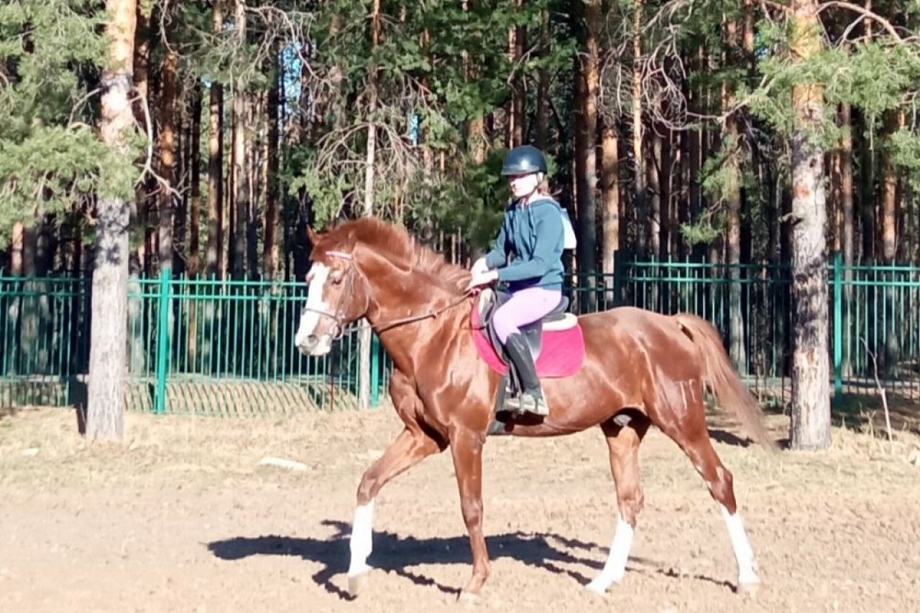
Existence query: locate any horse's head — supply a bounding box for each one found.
[294,226,371,356]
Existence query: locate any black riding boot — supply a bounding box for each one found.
[502,332,548,416]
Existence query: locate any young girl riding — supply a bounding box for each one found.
[465,144,571,417]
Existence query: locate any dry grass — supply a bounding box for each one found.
[0,402,397,492]
[2,402,917,495]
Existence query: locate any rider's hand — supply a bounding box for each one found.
[470,257,489,276]
[465,269,498,293]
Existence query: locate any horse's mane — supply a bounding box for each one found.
[318,217,471,294]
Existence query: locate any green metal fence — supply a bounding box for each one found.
[2,253,919,414]
[1,271,385,414]
[568,252,920,402]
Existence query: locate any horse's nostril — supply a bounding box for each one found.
[306,335,318,346]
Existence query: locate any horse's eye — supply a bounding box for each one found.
[330,273,344,286]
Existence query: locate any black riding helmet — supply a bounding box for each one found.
[501,144,547,176]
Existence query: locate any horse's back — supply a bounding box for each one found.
[577,304,685,334]
[576,305,698,362]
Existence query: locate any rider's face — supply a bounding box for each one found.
[508,173,540,200]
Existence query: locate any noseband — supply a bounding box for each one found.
[300,250,367,340]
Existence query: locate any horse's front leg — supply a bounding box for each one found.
[348,372,444,596]
[449,426,491,603]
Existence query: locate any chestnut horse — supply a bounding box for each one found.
[295,217,773,603]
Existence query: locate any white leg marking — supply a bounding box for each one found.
[586,513,634,594]
[295,263,330,349]
[720,504,760,587]
[348,500,375,577]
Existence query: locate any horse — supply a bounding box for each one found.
[294,217,774,604]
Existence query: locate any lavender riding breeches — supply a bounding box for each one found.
[491,286,563,344]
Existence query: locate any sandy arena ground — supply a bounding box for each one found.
[1,403,919,613]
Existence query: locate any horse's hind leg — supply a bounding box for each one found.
[586,413,651,594]
[347,371,445,596]
[653,393,760,593]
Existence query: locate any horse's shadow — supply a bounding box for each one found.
[207,520,613,600]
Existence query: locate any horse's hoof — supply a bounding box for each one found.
[736,579,760,597]
[348,571,368,597]
[585,580,609,596]
[457,590,480,606]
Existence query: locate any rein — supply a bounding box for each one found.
[374,293,471,333]
[303,249,472,336]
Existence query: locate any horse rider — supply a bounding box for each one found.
[465,144,572,417]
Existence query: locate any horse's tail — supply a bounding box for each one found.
[674,313,776,451]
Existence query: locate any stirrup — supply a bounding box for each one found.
[506,389,548,416]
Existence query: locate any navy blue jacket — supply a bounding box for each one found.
[483,197,565,291]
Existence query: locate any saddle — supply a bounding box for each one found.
[471,288,586,433]
[477,288,579,365]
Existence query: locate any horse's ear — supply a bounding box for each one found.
[307,225,320,244]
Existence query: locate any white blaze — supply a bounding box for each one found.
[295,263,330,349]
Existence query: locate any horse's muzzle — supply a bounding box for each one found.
[296,333,332,357]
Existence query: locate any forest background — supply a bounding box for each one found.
[2,0,920,448]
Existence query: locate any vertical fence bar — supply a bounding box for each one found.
[154,268,171,415]
[370,332,380,407]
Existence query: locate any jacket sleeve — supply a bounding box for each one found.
[496,207,564,283]
[483,216,509,269]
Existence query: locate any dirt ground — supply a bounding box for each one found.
[2,403,919,613]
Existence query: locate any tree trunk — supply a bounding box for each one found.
[19,224,49,375]
[574,0,600,311]
[5,223,24,376]
[678,116,692,260]
[508,0,525,148]
[246,94,259,278]
[175,92,189,277]
[880,109,901,372]
[535,8,550,151]
[648,129,661,262]
[86,0,137,441]
[132,4,153,275]
[358,0,381,410]
[127,8,150,374]
[789,0,831,450]
[880,110,898,262]
[205,4,224,278]
[600,118,619,306]
[723,14,746,371]
[632,0,646,258]
[263,59,280,280]
[839,102,854,376]
[660,126,673,259]
[230,0,247,279]
[10,223,24,275]
[157,45,178,272]
[189,86,202,277]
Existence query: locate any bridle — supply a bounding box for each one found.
[300,250,366,340]
[301,250,470,337]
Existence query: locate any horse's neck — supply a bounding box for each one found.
[365,272,467,371]
[368,267,461,320]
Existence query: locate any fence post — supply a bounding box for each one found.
[370,332,380,407]
[833,251,842,406]
[154,267,171,415]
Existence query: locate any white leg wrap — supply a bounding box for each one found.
[348,500,375,577]
[586,514,634,594]
[720,504,760,587]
